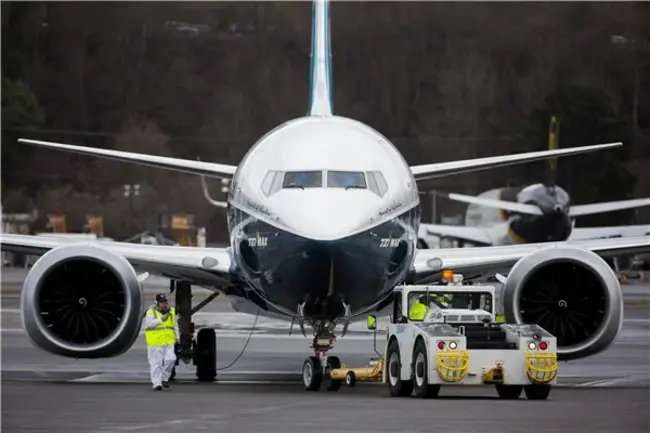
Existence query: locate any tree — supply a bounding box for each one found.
[1,78,46,192]
[526,84,637,226]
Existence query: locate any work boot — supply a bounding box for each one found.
[153,385,163,391]
[162,381,170,389]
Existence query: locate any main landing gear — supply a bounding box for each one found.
[169,280,219,382]
[299,302,352,391]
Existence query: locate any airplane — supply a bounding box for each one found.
[2,0,650,392]
[199,171,228,208]
[418,183,650,248]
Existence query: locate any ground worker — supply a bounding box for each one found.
[409,295,430,320]
[144,293,179,390]
[409,293,455,321]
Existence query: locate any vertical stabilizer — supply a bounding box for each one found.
[307,0,333,116]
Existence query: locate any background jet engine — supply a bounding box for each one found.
[501,245,623,361]
[20,244,145,358]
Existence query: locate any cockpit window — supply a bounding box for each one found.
[261,170,284,196]
[326,171,366,189]
[366,171,388,197]
[283,171,322,188]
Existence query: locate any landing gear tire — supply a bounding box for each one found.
[345,371,356,388]
[323,356,343,391]
[411,339,440,398]
[496,384,522,399]
[386,338,413,397]
[195,328,217,382]
[524,384,551,400]
[302,356,323,391]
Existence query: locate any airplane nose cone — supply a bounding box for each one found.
[273,190,381,240]
[554,205,563,213]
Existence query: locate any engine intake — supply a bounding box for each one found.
[502,245,623,361]
[21,244,145,358]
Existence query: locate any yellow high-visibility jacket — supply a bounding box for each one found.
[144,307,179,346]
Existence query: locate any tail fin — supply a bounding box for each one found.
[307,0,333,117]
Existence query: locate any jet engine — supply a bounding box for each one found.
[21,244,145,358]
[502,245,623,361]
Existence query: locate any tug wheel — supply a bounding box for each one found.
[411,339,440,398]
[524,384,551,400]
[302,356,323,391]
[496,384,522,399]
[346,371,356,387]
[323,356,343,391]
[386,338,413,397]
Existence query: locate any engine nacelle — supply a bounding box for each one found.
[21,244,145,358]
[502,245,623,361]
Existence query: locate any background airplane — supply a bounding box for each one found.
[2,0,649,391]
[418,183,650,248]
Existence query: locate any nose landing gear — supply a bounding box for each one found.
[300,305,351,391]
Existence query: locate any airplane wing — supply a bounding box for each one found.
[16,139,237,180]
[569,198,650,217]
[409,142,621,182]
[411,236,650,283]
[568,224,650,241]
[434,192,542,216]
[420,223,493,246]
[0,233,235,288]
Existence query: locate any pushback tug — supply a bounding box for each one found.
[318,272,558,399]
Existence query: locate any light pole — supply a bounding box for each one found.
[124,183,141,230]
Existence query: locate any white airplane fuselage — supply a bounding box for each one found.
[226,115,420,320]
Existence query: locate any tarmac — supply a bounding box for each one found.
[2,267,650,432]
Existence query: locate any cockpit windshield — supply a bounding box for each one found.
[407,290,494,321]
[326,171,366,189]
[283,171,322,188]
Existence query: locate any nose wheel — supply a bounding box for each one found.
[302,356,323,390]
[300,309,350,391]
[302,355,343,391]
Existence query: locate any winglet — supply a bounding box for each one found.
[197,157,228,208]
[307,0,333,117]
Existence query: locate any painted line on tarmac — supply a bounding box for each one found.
[72,377,305,385]
[3,368,642,388]
[624,318,650,323]
[0,327,377,340]
[28,376,626,388]
[573,374,650,388]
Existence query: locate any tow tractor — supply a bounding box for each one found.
[328,272,558,399]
